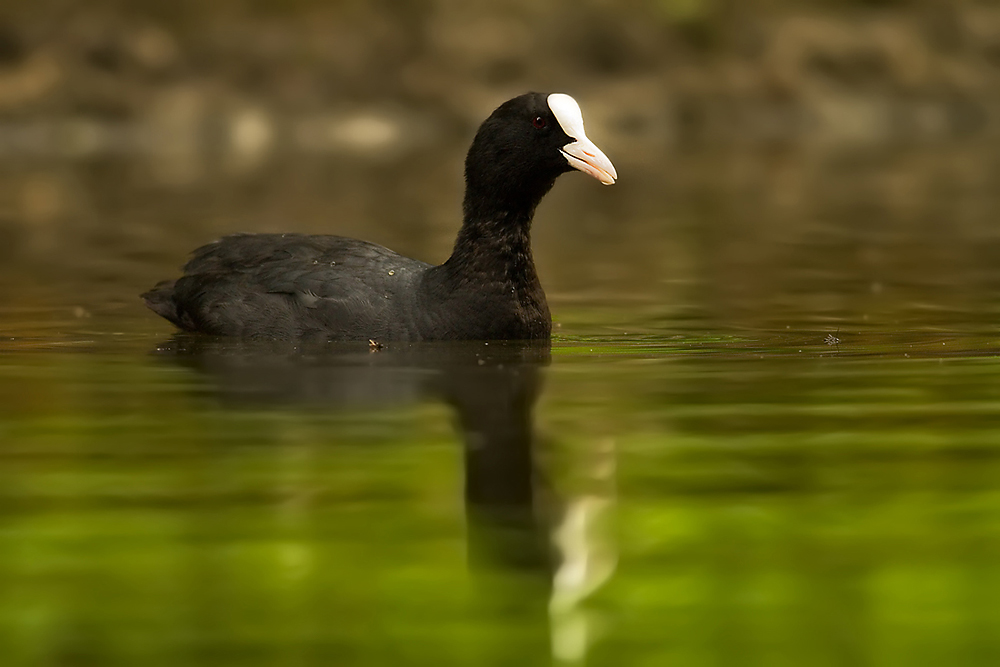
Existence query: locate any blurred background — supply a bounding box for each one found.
[1,0,1000,328]
[3,1,1000,666]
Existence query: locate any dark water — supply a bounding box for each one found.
[2,145,1000,665]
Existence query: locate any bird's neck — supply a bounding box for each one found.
[443,191,541,285]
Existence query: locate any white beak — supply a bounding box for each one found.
[548,93,617,185]
[560,138,617,185]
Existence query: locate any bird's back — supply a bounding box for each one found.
[143,233,432,340]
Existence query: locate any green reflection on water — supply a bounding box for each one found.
[1,329,999,666]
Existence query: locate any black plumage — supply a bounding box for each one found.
[142,92,616,341]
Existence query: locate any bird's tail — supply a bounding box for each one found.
[141,280,183,328]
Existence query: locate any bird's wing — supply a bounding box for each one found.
[170,233,430,338]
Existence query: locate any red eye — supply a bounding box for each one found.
[532,115,547,129]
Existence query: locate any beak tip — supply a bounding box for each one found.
[561,140,617,186]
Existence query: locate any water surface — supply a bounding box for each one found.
[2,147,1000,665]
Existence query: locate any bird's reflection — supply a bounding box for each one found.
[153,335,614,664]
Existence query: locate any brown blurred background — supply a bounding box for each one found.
[2,0,1000,332]
[3,1,998,145]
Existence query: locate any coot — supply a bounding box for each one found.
[143,92,616,341]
